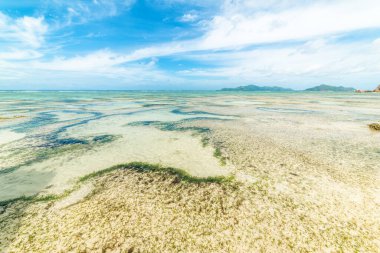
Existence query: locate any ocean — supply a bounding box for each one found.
[0,90,379,201]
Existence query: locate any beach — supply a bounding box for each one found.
[0,91,379,252]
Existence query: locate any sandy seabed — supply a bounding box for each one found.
[0,91,379,252]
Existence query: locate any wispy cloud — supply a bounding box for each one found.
[200,0,380,48]
[1,0,380,89]
[94,0,380,63]
[31,50,126,72]
[47,0,136,27]
[0,12,48,49]
[176,37,380,89]
[0,49,43,60]
[0,48,185,89]
[179,13,199,22]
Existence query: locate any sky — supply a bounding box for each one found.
[0,0,380,90]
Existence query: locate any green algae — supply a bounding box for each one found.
[0,134,119,175]
[128,119,230,165]
[213,148,227,166]
[128,120,210,134]
[0,196,35,207]
[92,134,117,144]
[0,162,235,208]
[201,137,210,147]
[0,189,74,207]
[368,123,380,131]
[79,162,234,184]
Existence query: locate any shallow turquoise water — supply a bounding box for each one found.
[0,91,379,201]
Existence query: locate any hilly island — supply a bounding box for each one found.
[220,84,357,92]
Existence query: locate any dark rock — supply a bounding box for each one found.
[369,123,380,131]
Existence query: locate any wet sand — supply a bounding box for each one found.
[0,91,379,252]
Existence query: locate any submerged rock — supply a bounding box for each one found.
[356,84,380,93]
[368,123,380,131]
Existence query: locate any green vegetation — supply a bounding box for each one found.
[1,162,235,207]
[213,148,226,166]
[79,162,234,184]
[92,134,117,144]
[78,164,123,182]
[128,119,229,165]
[214,148,222,158]
[0,134,119,176]
[304,84,355,92]
[221,85,293,92]
[0,188,76,207]
[0,143,85,175]
[201,136,210,147]
[0,196,34,207]
[128,120,210,134]
[221,84,356,92]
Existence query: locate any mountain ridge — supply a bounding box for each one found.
[304,84,355,92]
[220,84,356,92]
[221,85,293,92]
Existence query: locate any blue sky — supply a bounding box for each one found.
[0,0,380,90]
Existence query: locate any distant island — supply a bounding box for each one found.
[220,85,294,92]
[220,84,357,92]
[304,84,355,92]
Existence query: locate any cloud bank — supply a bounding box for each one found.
[0,0,379,89]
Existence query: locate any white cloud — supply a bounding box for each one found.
[179,13,199,22]
[13,16,48,48]
[177,38,380,88]
[48,0,136,27]
[95,0,380,64]
[373,38,380,47]
[0,49,42,60]
[87,0,379,89]
[1,0,380,89]
[0,13,48,48]
[32,50,126,72]
[0,12,7,26]
[200,0,380,48]
[0,49,185,89]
